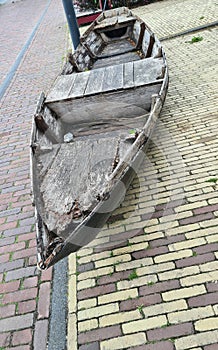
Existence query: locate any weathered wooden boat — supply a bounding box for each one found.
[30,7,168,269]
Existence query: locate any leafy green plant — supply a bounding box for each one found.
[187,36,203,44]
[137,304,144,316]
[206,177,218,184]
[128,269,138,280]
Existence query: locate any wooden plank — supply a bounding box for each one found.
[102,64,123,92]
[35,115,59,144]
[132,21,142,43]
[145,34,155,58]
[117,16,136,25]
[40,137,121,235]
[93,51,140,69]
[49,84,162,124]
[68,71,90,98]
[94,17,117,30]
[46,75,76,102]
[133,58,164,86]
[82,31,103,57]
[98,39,134,57]
[116,7,131,16]
[104,9,119,18]
[152,40,162,58]
[85,67,105,95]
[123,61,134,88]
[135,22,145,50]
[34,105,63,147]
[37,145,60,178]
[142,29,151,56]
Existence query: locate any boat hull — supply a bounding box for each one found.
[30,7,169,269]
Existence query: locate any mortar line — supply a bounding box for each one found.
[160,20,218,41]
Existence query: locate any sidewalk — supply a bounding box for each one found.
[67,0,218,350]
[0,0,69,348]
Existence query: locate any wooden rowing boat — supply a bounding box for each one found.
[30,7,169,269]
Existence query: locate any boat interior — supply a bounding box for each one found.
[32,8,167,240]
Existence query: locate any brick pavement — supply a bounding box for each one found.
[0,0,69,349]
[0,0,50,86]
[0,0,217,349]
[67,0,218,349]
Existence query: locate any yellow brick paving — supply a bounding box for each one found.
[68,0,218,349]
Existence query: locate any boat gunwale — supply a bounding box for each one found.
[30,7,169,269]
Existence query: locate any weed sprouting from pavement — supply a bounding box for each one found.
[186,36,203,44]
[206,177,217,184]
[128,269,138,280]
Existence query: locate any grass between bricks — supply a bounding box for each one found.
[128,269,138,280]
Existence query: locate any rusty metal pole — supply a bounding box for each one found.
[62,0,80,49]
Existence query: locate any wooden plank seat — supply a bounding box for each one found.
[94,16,137,32]
[47,57,164,102]
[46,57,165,123]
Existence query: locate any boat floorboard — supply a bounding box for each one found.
[98,39,135,57]
[93,38,140,69]
[38,133,132,236]
[93,51,140,69]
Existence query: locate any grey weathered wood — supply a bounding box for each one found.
[47,57,164,104]
[34,105,63,146]
[93,51,140,69]
[48,83,161,124]
[95,17,118,30]
[97,39,134,57]
[133,57,164,86]
[68,70,90,98]
[152,40,162,58]
[81,31,104,57]
[37,144,60,178]
[31,6,169,270]
[102,64,123,92]
[142,29,151,55]
[145,33,155,58]
[123,61,134,88]
[85,67,105,95]
[72,45,92,71]
[132,20,142,43]
[40,137,121,235]
[46,75,76,102]
[135,22,145,50]
[118,16,136,24]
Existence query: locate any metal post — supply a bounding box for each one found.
[62,0,80,50]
